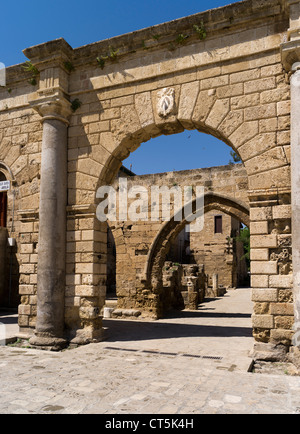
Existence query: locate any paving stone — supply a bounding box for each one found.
[0,289,300,414]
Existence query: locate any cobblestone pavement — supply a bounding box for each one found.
[1,288,300,415]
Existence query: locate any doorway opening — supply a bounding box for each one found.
[103,129,250,319]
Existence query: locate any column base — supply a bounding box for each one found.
[250,342,288,362]
[69,327,107,346]
[29,333,67,351]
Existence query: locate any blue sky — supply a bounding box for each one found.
[1,0,241,175]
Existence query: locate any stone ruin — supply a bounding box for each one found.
[162,262,206,311]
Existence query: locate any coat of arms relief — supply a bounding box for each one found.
[157,88,175,118]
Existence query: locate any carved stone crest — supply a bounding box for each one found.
[157,88,175,118]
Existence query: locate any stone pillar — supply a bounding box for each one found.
[29,99,71,349]
[23,39,74,349]
[212,273,218,296]
[290,65,300,334]
[282,0,300,347]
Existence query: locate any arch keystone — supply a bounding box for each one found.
[177,81,200,129]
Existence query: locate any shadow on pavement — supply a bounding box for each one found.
[103,318,253,343]
[0,310,18,325]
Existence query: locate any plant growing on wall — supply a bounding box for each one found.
[107,46,119,61]
[97,46,120,70]
[70,98,82,112]
[176,34,189,45]
[152,34,161,41]
[64,61,75,72]
[96,56,107,69]
[22,61,39,86]
[193,22,207,40]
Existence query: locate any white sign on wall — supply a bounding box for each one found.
[0,180,10,192]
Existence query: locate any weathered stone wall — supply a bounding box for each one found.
[0,74,41,315]
[189,210,248,289]
[0,0,296,352]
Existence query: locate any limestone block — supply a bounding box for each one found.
[252,288,278,302]
[252,314,274,329]
[229,121,259,149]
[244,103,276,122]
[216,83,244,99]
[270,329,294,346]
[18,304,31,315]
[260,88,289,105]
[19,285,35,295]
[100,108,120,121]
[250,249,269,261]
[244,147,288,176]
[269,275,293,289]
[75,263,95,274]
[251,235,277,248]
[111,105,143,148]
[230,68,260,84]
[231,93,260,110]
[20,222,34,233]
[192,90,217,125]
[259,117,278,133]
[277,101,290,117]
[205,99,230,130]
[238,132,276,162]
[250,221,268,235]
[75,285,99,297]
[19,264,35,274]
[201,75,229,90]
[134,92,160,138]
[244,77,276,94]
[278,290,293,303]
[79,306,100,320]
[18,315,29,327]
[177,81,200,129]
[218,110,244,138]
[20,244,34,254]
[274,316,294,330]
[250,207,272,221]
[272,205,291,220]
[270,303,294,316]
[66,274,81,286]
[250,261,277,275]
[254,302,270,315]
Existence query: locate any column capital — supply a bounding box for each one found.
[281,0,300,71]
[29,90,72,125]
[24,38,74,122]
[281,39,300,72]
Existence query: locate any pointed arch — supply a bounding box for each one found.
[142,192,250,291]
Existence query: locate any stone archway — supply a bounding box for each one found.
[9,0,297,358]
[137,193,250,318]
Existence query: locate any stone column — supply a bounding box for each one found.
[29,99,71,349]
[212,273,218,297]
[23,39,74,349]
[282,0,300,346]
[290,65,300,333]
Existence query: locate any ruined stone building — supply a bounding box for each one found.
[0,0,299,361]
[106,163,249,316]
